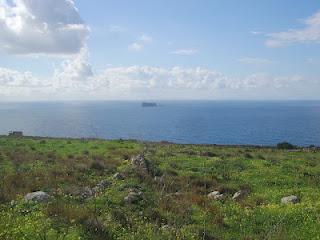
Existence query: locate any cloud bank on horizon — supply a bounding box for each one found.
[0,0,319,100]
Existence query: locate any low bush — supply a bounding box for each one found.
[277,142,297,150]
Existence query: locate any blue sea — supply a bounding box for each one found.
[0,101,320,146]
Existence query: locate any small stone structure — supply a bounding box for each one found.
[8,131,23,137]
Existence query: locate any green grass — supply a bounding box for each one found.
[0,136,319,239]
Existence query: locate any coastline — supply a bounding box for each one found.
[1,135,319,149]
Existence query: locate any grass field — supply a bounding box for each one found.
[0,136,319,239]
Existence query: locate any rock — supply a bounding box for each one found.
[174,192,183,197]
[232,190,247,201]
[65,185,82,197]
[281,195,299,204]
[207,191,224,200]
[113,172,125,180]
[161,225,173,230]
[81,187,94,199]
[154,176,164,184]
[131,155,148,173]
[77,180,110,199]
[24,191,50,203]
[124,189,144,204]
[95,180,110,191]
[92,180,109,193]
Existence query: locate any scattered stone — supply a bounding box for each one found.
[81,187,94,199]
[65,185,82,196]
[174,192,183,197]
[96,180,110,190]
[161,225,173,230]
[131,155,148,173]
[232,190,247,201]
[154,175,164,184]
[24,191,50,203]
[113,172,125,180]
[93,180,110,193]
[281,195,299,204]
[207,191,224,200]
[72,180,110,199]
[164,192,184,198]
[124,189,144,204]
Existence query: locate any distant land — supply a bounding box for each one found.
[142,102,157,107]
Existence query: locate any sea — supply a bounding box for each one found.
[0,101,320,146]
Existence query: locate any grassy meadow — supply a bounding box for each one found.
[0,136,319,239]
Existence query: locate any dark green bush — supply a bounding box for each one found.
[277,142,297,150]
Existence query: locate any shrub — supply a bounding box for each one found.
[200,151,217,157]
[84,217,111,239]
[277,142,297,150]
[46,200,91,223]
[83,150,90,155]
[244,153,253,159]
[90,161,105,171]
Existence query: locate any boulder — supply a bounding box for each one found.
[161,225,173,230]
[113,172,125,180]
[281,195,299,204]
[154,176,164,184]
[94,180,110,191]
[24,191,50,203]
[81,187,94,199]
[131,155,148,173]
[124,189,144,204]
[232,190,247,201]
[207,191,224,200]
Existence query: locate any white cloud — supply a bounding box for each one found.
[53,47,94,90]
[239,57,272,65]
[0,68,41,87]
[128,33,152,52]
[0,67,51,98]
[250,31,264,35]
[171,48,199,56]
[0,57,308,100]
[139,34,152,43]
[239,73,303,89]
[128,42,144,52]
[266,10,320,47]
[0,0,89,56]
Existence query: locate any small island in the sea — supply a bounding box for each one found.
[142,102,157,107]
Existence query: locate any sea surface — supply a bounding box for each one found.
[0,101,320,146]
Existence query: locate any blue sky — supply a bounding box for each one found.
[0,0,320,100]
[79,0,320,75]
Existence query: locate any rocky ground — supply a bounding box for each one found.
[0,136,319,239]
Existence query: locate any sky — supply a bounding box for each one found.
[0,0,320,101]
